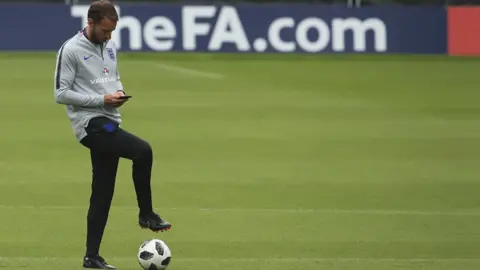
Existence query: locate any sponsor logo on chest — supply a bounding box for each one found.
[90,67,117,85]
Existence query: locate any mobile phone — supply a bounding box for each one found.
[119,95,132,99]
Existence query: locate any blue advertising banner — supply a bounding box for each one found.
[0,4,447,53]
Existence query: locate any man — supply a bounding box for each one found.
[53,1,171,269]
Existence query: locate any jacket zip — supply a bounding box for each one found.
[99,41,109,60]
[99,43,104,60]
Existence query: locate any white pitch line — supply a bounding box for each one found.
[1,205,480,217]
[1,257,480,263]
[154,63,224,79]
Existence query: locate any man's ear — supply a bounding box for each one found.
[87,18,94,27]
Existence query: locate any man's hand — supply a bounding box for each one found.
[115,90,129,107]
[104,91,128,107]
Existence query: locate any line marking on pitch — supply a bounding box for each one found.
[1,205,480,217]
[154,63,224,79]
[1,257,480,262]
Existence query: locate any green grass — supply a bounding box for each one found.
[0,52,480,269]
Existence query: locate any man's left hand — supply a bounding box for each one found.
[114,90,128,107]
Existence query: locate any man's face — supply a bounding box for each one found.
[89,17,117,44]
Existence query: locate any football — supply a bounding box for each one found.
[137,239,172,270]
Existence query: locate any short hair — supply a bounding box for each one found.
[88,0,118,23]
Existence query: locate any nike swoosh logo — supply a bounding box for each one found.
[84,55,93,60]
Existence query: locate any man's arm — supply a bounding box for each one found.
[116,58,125,94]
[112,42,126,95]
[116,67,124,91]
[54,45,104,107]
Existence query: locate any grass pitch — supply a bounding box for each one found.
[0,53,479,269]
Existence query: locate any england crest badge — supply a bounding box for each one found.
[107,48,115,61]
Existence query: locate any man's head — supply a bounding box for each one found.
[87,0,118,44]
